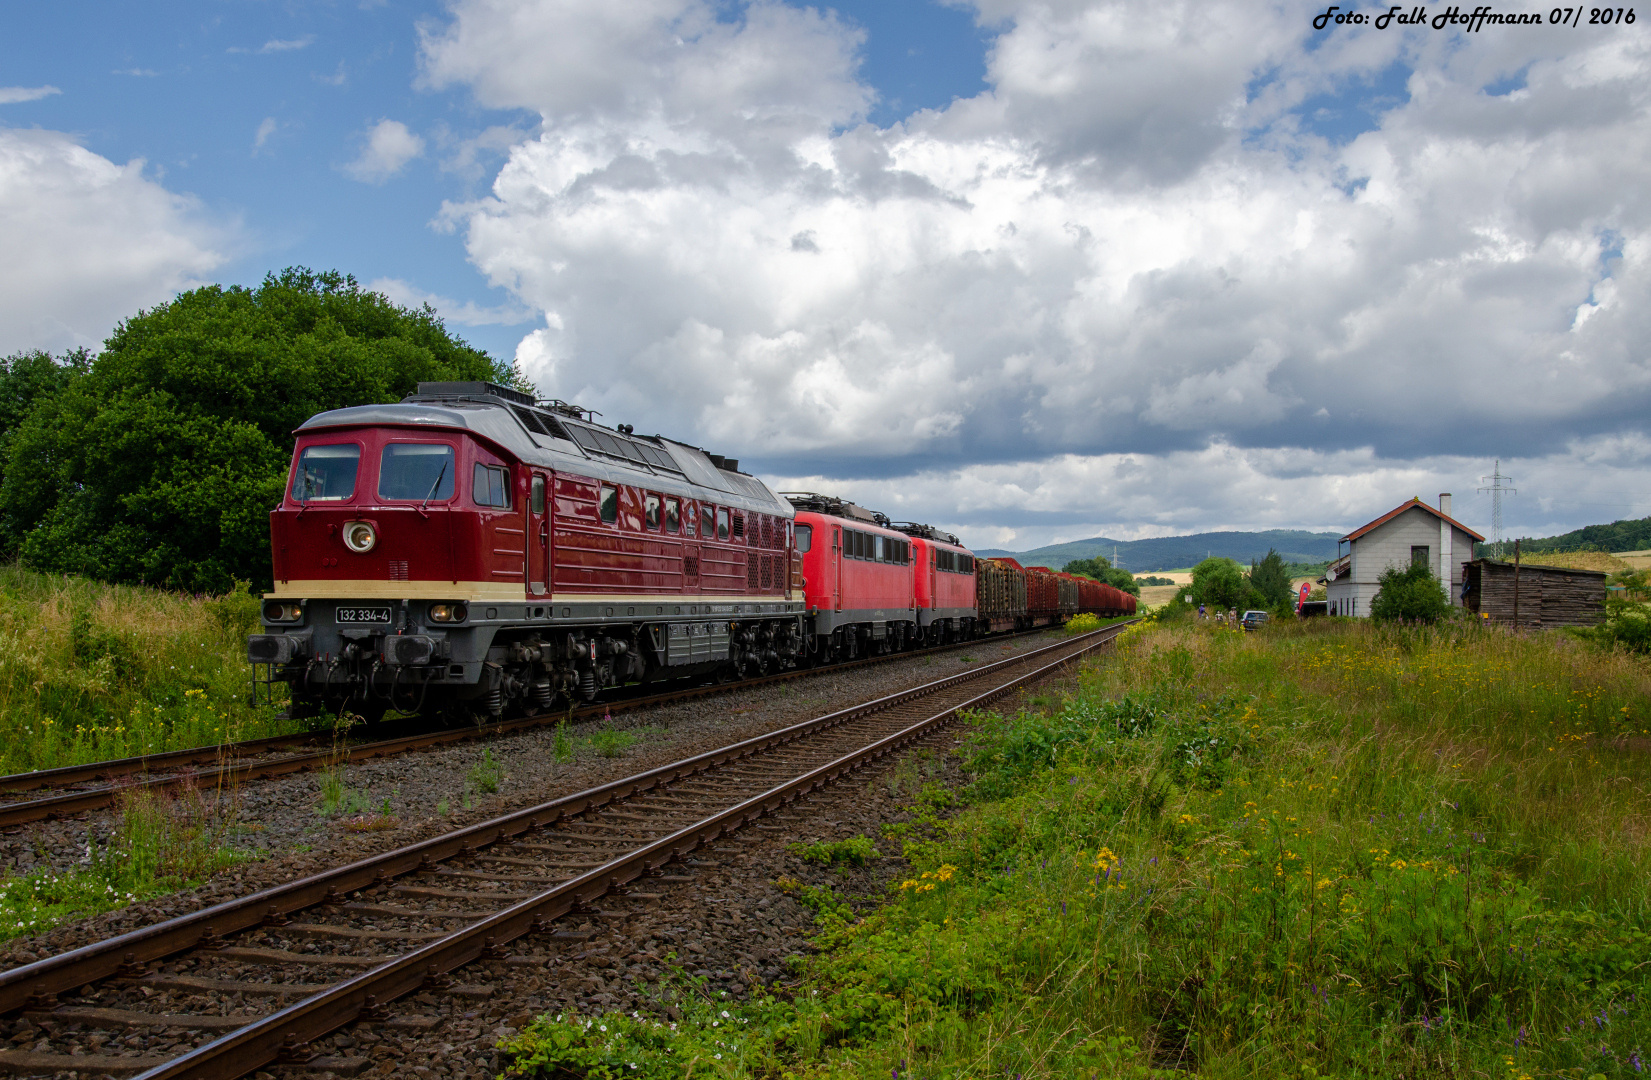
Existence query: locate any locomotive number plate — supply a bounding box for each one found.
[336,606,392,624]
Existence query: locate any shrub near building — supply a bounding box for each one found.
[1370,562,1451,623]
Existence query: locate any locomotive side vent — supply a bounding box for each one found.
[388,560,409,582]
[746,554,759,589]
[731,514,745,538]
[760,554,774,591]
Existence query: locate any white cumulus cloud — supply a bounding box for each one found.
[0,128,230,353]
[344,119,425,183]
[419,0,1651,538]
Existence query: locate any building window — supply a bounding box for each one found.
[1411,545,1430,568]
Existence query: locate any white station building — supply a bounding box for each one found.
[1323,495,1485,618]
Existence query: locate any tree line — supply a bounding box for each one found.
[0,268,520,594]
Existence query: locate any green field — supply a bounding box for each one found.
[0,565,296,775]
[504,615,1651,1078]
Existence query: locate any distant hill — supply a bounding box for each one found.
[973,530,1343,573]
[1485,515,1651,556]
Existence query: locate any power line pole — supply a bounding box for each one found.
[1478,459,1516,558]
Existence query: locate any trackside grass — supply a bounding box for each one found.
[1,782,250,942]
[0,564,296,775]
[503,615,1651,1079]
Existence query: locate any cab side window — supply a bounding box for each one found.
[701,505,715,537]
[472,463,512,509]
[665,497,680,534]
[645,494,661,530]
[717,508,730,540]
[599,484,618,524]
[530,476,545,514]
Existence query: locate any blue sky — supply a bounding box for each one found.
[4,1,1649,551]
[1,0,999,360]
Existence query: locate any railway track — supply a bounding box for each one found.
[0,620,1133,1079]
[0,627,1055,829]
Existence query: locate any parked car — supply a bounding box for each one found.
[1241,610,1269,631]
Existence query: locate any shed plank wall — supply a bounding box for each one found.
[1471,562,1606,629]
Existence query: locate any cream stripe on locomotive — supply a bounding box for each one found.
[267,580,527,601]
[267,580,794,607]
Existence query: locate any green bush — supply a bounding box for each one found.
[1370,561,1451,623]
[588,727,637,759]
[1,268,521,592]
[788,834,877,868]
[1189,556,1245,611]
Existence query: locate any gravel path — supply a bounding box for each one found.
[0,633,1065,971]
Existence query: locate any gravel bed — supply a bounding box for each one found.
[0,658,1088,1080]
[0,632,1066,969]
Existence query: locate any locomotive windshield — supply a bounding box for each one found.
[291,443,360,502]
[379,443,455,501]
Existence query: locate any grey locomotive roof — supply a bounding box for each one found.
[296,401,792,517]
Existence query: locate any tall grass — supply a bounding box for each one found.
[0,564,296,774]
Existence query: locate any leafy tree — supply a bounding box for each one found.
[0,349,90,541]
[1190,557,1246,611]
[1062,556,1141,597]
[1369,562,1450,623]
[1248,548,1294,609]
[1,268,517,593]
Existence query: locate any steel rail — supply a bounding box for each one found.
[0,621,1131,1017]
[135,622,1128,1080]
[0,626,1055,825]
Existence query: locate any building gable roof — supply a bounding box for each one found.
[1342,498,1486,544]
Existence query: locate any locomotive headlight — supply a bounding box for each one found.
[428,602,468,623]
[262,601,303,623]
[342,521,377,554]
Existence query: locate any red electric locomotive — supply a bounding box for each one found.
[783,493,920,661]
[890,521,978,645]
[247,382,806,722]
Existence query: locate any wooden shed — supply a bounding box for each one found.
[1462,559,1607,629]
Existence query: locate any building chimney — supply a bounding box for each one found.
[1439,492,1452,517]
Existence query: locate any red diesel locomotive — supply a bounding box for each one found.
[248,382,1133,722]
[248,382,806,722]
